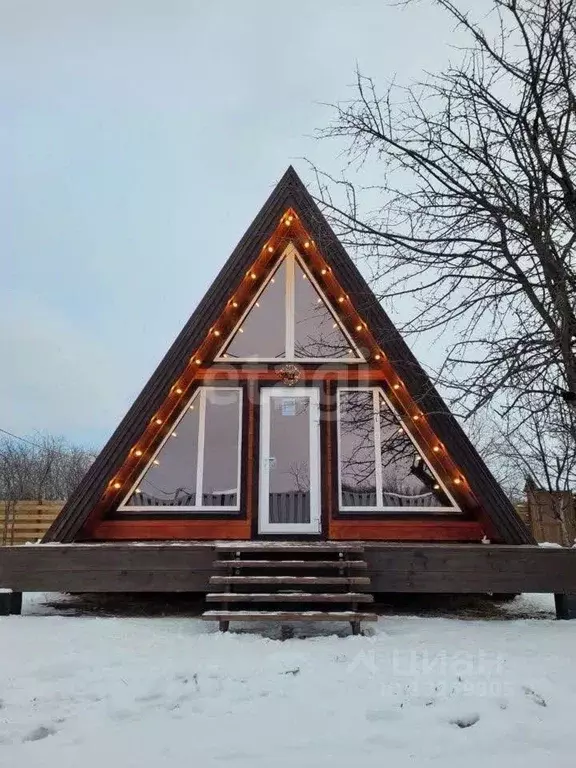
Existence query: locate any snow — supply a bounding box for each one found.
[1,593,576,768]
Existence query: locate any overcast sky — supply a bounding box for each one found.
[1,0,468,448]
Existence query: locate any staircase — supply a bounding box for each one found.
[202,541,377,635]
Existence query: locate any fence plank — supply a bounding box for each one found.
[0,501,63,546]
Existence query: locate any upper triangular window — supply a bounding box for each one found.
[218,245,364,362]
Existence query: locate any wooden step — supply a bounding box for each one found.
[206,592,374,603]
[202,611,378,622]
[215,559,367,569]
[215,542,365,553]
[210,575,371,586]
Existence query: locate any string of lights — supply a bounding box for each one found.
[102,209,470,504]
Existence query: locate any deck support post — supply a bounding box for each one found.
[0,590,22,616]
[491,593,518,602]
[351,621,361,636]
[555,594,576,620]
[219,620,230,632]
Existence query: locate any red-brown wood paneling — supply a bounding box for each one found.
[91,519,250,541]
[328,519,484,541]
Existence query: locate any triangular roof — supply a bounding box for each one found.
[45,166,533,544]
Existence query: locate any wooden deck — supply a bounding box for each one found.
[1,542,576,596]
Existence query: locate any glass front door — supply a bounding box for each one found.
[258,387,321,534]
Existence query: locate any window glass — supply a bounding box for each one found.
[338,388,457,511]
[293,261,356,359]
[223,261,286,359]
[124,397,200,507]
[202,389,241,506]
[339,390,377,507]
[377,392,452,508]
[267,395,311,524]
[121,387,242,510]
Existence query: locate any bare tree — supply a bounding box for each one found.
[0,434,96,502]
[470,408,576,542]
[314,0,576,440]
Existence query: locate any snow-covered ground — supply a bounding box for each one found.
[1,593,575,768]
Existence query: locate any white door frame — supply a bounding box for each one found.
[258,387,321,534]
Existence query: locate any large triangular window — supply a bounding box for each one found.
[119,387,243,512]
[337,387,460,512]
[218,245,364,362]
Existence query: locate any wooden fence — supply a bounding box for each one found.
[516,490,576,546]
[0,501,64,546]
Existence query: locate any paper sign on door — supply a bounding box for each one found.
[281,398,297,416]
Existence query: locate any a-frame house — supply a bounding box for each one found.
[6,167,576,626]
[46,166,531,546]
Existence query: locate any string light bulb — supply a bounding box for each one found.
[171,431,178,438]
[195,359,202,365]
[251,272,257,280]
[413,414,421,421]
[112,481,121,489]
[213,329,221,337]
[232,300,238,308]
[356,324,362,331]
[134,449,143,457]
[154,418,162,425]
[433,445,441,453]
[304,241,310,248]
[175,387,183,395]
[433,483,440,490]
[321,268,327,275]
[454,477,462,485]
[267,245,274,253]
[374,354,381,361]
[338,296,345,303]
[153,459,160,466]
[393,383,401,390]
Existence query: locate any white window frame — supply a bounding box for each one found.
[336,386,460,513]
[258,386,321,534]
[215,243,366,364]
[118,386,243,512]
